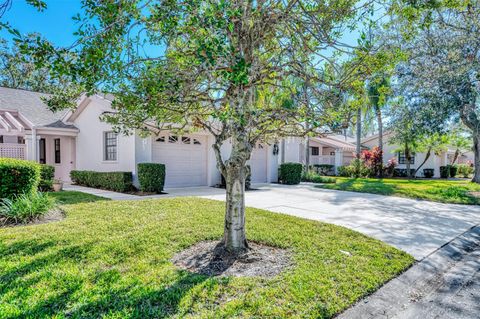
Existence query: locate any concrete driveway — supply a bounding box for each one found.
[200,183,480,260]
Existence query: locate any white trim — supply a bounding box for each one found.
[4,112,24,131]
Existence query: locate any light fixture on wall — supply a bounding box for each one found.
[273,143,279,156]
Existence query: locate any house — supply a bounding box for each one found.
[0,87,358,186]
[362,132,474,177]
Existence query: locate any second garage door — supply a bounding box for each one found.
[249,143,268,183]
[152,134,208,187]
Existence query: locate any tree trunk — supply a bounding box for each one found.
[305,136,310,173]
[223,161,248,253]
[375,104,383,177]
[472,133,480,183]
[414,148,431,176]
[356,107,362,158]
[405,143,412,178]
[451,150,459,165]
[220,129,251,253]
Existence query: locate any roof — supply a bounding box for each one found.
[0,87,75,129]
[312,135,357,151]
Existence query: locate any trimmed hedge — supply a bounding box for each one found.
[423,168,434,178]
[439,166,449,178]
[312,164,335,176]
[393,168,416,178]
[137,163,166,193]
[279,162,303,185]
[38,165,55,191]
[70,170,133,192]
[0,158,41,199]
[449,165,458,178]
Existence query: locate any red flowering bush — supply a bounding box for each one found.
[359,147,383,177]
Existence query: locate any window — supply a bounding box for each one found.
[193,138,201,145]
[181,136,191,144]
[311,146,319,156]
[156,136,165,142]
[17,136,25,144]
[104,132,118,161]
[330,151,335,156]
[168,135,178,143]
[0,136,3,143]
[39,138,46,164]
[54,138,61,164]
[398,152,415,164]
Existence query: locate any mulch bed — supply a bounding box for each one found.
[0,209,65,228]
[172,240,292,278]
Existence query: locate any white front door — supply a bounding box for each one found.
[152,134,208,187]
[249,143,268,183]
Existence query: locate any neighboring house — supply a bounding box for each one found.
[281,135,356,172]
[362,132,474,178]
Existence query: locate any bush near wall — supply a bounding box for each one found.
[423,168,434,178]
[457,164,474,178]
[439,166,449,178]
[393,168,416,178]
[0,158,41,199]
[312,164,335,176]
[38,165,55,191]
[137,163,166,193]
[70,170,133,192]
[449,165,458,178]
[278,162,303,185]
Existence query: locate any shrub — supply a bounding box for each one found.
[0,192,56,224]
[278,162,303,185]
[336,166,350,177]
[137,163,166,193]
[0,158,41,199]
[312,164,335,176]
[38,165,55,191]
[423,168,434,178]
[449,165,458,178]
[393,168,416,178]
[302,170,336,183]
[360,147,383,177]
[384,157,398,177]
[70,170,133,192]
[439,166,449,178]
[349,158,372,178]
[457,164,474,178]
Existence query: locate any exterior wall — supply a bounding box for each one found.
[363,135,442,178]
[73,97,136,175]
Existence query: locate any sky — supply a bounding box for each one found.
[1,0,368,51]
[1,0,81,47]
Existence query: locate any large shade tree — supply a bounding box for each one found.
[18,0,373,253]
[387,0,480,182]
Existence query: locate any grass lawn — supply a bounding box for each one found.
[0,196,413,318]
[317,177,480,205]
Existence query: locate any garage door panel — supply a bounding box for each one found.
[152,134,207,187]
[249,144,267,183]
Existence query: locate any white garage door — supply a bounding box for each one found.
[152,134,208,187]
[249,143,267,183]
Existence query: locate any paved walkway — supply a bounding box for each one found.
[64,183,480,260]
[338,226,480,319]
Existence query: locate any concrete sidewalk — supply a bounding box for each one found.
[338,226,480,319]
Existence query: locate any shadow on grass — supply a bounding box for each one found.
[48,191,110,205]
[0,239,216,318]
[317,178,398,196]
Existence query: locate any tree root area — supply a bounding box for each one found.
[172,241,292,278]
